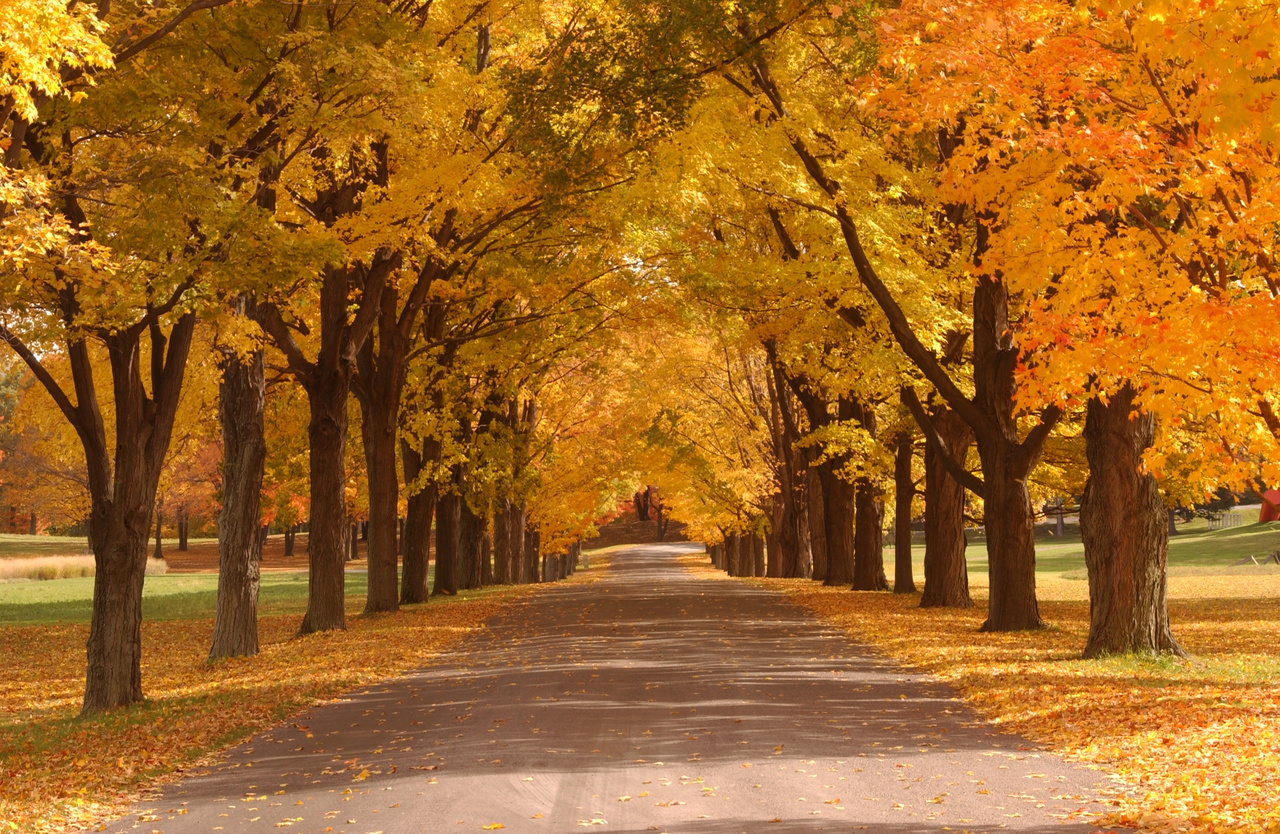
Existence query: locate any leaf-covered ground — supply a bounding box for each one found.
[776,574,1280,834]
[0,562,614,834]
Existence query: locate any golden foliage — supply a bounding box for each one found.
[782,578,1280,833]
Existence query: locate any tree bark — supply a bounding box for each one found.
[433,489,460,595]
[458,498,483,590]
[177,517,188,551]
[525,526,540,584]
[893,430,917,594]
[210,336,265,659]
[493,498,513,584]
[1080,386,1183,657]
[852,477,888,590]
[81,315,196,712]
[806,464,828,582]
[153,510,164,561]
[814,465,855,586]
[921,408,974,608]
[400,439,436,604]
[358,381,400,612]
[750,532,765,577]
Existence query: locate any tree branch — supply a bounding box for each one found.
[901,386,986,498]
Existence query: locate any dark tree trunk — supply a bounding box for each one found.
[815,465,855,586]
[709,543,724,569]
[511,504,528,583]
[806,464,828,582]
[525,526,540,584]
[355,361,400,613]
[71,314,195,712]
[852,478,888,590]
[400,437,438,604]
[28,512,36,535]
[976,438,1041,630]
[493,499,513,584]
[1166,508,1178,538]
[893,430,917,594]
[349,523,359,561]
[751,532,765,577]
[153,510,164,561]
[458,499,483,590]
[970,277,1044,631]
[481,533,493,585]
[284,526,296,557]
[210,337,265,660]
[177,517,188,551]
[259,251,399,636]
[725,533,741,576]
[298,365,355,634]
[433,490,460,595]
[921,408,973,608]
[1080,386,1183,658]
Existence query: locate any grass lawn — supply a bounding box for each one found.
[0,571,374,626]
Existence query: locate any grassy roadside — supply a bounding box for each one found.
[0,556,611,834]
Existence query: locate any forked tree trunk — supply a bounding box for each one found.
[853,478,888,590]
[893,431,917,594]
[80,315,196,712]
[210,339,265,659]
[433,490,460,596]
[1080,386,1183,658]
[971,278,1043,631]
[921,408,973,608]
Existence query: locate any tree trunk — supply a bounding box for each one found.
[971,277,1044,631]
[852,477,888,590]
[1080,386,1183,657]
[297,364,353,634]
[725,533,741,576]
[400,439,438,604]
[458,499,483,590]
[751,532,765,577]
[210,340,265,659]
[356,367,400,614]
[284,526,295,557]
[921,408,973,608]
[525,526,540,584]
[815,465,854,586]
[806,462,828,582]
[977,440,1040,630]
[493,499,513,584]
[178,517,188,551]
[80,314,196,712]
[893,431,917,594]
[433,490,460,595]
[511,504,528,584]
[153,510,164,561]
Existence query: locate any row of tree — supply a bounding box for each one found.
[3,0,1278,715]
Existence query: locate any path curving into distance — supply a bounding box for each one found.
[100,543,1115,834]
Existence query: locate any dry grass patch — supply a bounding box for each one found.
[773,577,1280,834]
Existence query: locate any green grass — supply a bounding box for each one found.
[0,571,373,626]
[0,534,90,559]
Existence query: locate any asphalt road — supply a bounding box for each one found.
[100,543,1115,834]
